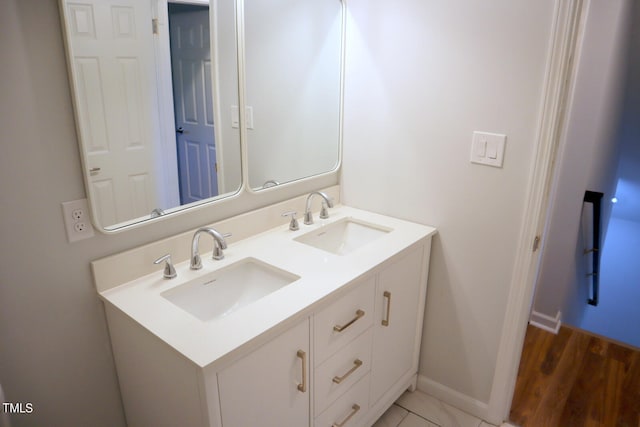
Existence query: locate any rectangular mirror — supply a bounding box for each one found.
[244,0,343,190]
[60,0,344,232]
[60,0,242,231]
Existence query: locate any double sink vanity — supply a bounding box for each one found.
[93,187,436,427]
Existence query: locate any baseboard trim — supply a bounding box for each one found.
[417,374,489,421]
[529,310,562,334]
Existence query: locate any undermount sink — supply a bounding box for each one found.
[161,258,300,321]
[295,217,392,255]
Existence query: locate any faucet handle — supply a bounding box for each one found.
[153,254,177,279]
[281,211,299,231]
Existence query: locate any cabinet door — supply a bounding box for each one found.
[370,246,424,405]
[218,319,310,427]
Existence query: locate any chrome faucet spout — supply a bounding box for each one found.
[304,191,334,225]
[190,227,229,270]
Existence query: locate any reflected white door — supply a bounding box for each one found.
[169,6,218,205]
[64,0,158,226]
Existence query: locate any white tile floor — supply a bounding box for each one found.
[373,390,499,427]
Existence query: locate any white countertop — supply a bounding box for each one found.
[100,205,437,368]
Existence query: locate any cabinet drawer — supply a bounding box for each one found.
[314,276,375,364]
[315,328,372,415]
[315,374,370,427]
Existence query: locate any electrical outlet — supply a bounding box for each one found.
[62,199,95,243]
[71,208,84,221]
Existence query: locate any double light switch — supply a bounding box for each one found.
[470,131,506,168]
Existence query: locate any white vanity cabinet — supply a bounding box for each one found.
[96,205,436,427]
[217,318,310,427]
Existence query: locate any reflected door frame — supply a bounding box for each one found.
[152,0,181,209]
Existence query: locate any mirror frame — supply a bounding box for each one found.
[61,0,345,234]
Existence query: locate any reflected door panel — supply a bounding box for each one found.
[66,0,158,225]
[169,5,218,205]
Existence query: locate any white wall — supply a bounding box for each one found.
[610,0,640,224]
[0,2,125,425]
[533,0,632,327]
[342,0,555,406]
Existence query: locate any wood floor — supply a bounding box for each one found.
[509,324,640,427]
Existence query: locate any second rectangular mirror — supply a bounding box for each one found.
[244,0,343,190]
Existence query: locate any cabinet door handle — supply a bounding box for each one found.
[296,350,307,392]
[333,309,365,332]
[332,359,363,384]
[382,291,392,326]
[332,404,360,427]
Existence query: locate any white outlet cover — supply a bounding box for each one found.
[62,199,95,243]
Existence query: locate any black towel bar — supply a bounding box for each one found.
[583,190,603,306]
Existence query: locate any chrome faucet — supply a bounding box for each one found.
[303,191,334,225]
[190,227,229,270]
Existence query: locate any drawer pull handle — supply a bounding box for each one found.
[333,309,365,332]
[382,291,391,326]
[296,350,307,392]
[332,404,360,427]
[332,359,363,384]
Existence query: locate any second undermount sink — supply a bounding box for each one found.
[161,258,300,321]
[295,217,392,255]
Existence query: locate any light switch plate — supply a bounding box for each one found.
[231,106,254,129]
[245,106,254,129]
[231,106,239,128]
[470,131,506,168]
